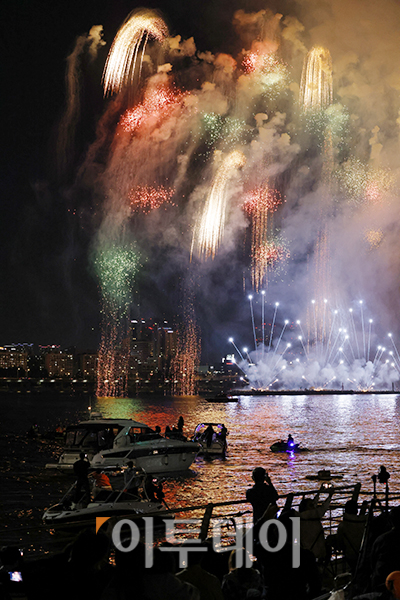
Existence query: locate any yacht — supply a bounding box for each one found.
[50,417,200,474]
[43,471,171,528]
[193,422,228,456]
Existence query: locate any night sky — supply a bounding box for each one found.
[2,0,400,366]
[1,0,293,356]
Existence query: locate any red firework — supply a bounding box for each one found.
[243,188,282,215]
[129,185,176,213]
[242,52,260,73]
[120,85,187,133]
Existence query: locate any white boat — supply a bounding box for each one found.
[193,423,228,456]
[43,472,171,528]
[49,417,200,474]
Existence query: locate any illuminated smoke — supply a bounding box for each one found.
[192,150,246,260]
[57,26,105,177]
[120,84,188,134]
[235,295,399,391]
[299,46,333,111]
[102,9,168,97]
[335,158,394,206]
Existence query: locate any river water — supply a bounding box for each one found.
[1,392,400,556]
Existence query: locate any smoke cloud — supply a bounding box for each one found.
[61,0,400,387]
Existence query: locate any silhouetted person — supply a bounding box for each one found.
[165,425,171,437]
[145,476,165,502]
[287,434,294,448]
[73,452,90,503]
[176,541,223,600]
[142,546,200,599]
[177,416,184,432]
[124,461,142,496]
[221,549,264,600]
[370,506,400,594]
[246,467,279,524]
[330,499,368,572]
[204,425,215,448]
[295,485,334,561]
[219,425,228,442]
[256,510,321,600]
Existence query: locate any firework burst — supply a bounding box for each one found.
[335,158,394,206]
[192,150,246,260]
[365,229,384,250]
[300,46,333,111]
[94,242,139,397]
[243,186,283,291]
[120,84,187,134]
[129,185,176,213]
[171,290,201,396]
[102,9,168,96]
[252,235,289,290]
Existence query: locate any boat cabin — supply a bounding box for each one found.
[64,419,152,453]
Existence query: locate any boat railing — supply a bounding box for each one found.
[56,482,398,533]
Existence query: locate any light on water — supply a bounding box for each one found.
[2,393,400,554]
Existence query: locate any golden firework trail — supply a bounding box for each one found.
[300,46,333,111]
[192,150,246,260]
[102,9,168,96]
[171,283,201,396]
[243,186,282,291]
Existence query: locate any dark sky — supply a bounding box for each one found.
[3,0,295,354]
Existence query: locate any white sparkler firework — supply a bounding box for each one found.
[231,295,400,391]
[192,150,246,260]
[299,46,333,111]
[102,9,168,96]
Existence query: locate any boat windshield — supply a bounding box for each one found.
[194,423,224,437]
[65,424,124,450]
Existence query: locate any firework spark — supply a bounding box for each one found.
[335,158,394,206]
[300,46,333,111]
[244,186,283,291]
[252,236,289,290]
[365,229,384,250]
[129,185,175,213]
[243,187,282,216]
[242,52,261,74]
[102,9,168,96]
[120,84,187,134]
[192,150,246,260]
[94,242,139,398]
[94,243,139,307]
[171,291,201,396]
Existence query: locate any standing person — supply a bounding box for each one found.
[204,424,215,448]
[124,461,142,496]
[73,452,91,503]
[246,467,279,524]
[177,416,184,432]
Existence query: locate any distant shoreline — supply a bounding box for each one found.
[234,388,399,396]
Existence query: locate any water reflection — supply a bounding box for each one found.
[1,393,400,553]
